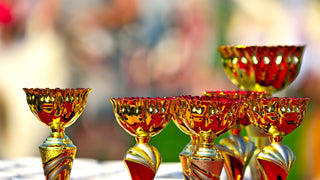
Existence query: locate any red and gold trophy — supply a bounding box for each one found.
[179,96,241,179]
[23,88,91,180]
[172,96,199,180]
[110,97,173,180]
[247,97,309,179]
[203,91,267,180]
[218,45,305,179]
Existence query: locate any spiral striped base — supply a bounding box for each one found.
[217,134,255,180]
[39,147,76,180]
[257,142,294,180]
[189,158,224,180]
[124,143,161,180]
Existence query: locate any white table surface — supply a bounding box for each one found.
[0,157,251,180]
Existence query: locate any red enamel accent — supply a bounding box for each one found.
[258,159,288,180]
[125,160,156,180]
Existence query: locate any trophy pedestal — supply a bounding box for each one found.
[39,136,76,180]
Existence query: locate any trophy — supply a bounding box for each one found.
[23,88,91,180]
[179,96,241,179]
[171,96,199,180]
[247,97,309,179]
[203,91,267,180]
[110,97,173,180]
[218,45,305,179]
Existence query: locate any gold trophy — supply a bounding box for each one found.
[172,96,199,180]
[179,96,241,179]
[110,97,173,180]
[247,97,309,179]
[218,45,305,179]
[203,91,267,180]
[23,88,91,180]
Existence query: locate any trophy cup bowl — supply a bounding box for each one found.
[110,97,173,180]
[247,97,309,180]
[180,96,240,180]
[218,45,305,93]
[172,97,199,180]
[203,91,267,180]
[23,88,91,180]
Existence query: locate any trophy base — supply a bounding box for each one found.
[39,146,76,180]
[189,157,224,180]
[179,154,190,180]
[39,135,77,180]
[124,143,161,180]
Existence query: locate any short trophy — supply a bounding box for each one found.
[180,96,241,179]
[23,88,91,180]
[110,97,173,180]
[248,97,309,180]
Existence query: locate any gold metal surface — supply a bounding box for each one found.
[23,88,91,180]
[110,97,173,180]
[247,97,309,180]
[178,96,240,180]
[218,45,305,93]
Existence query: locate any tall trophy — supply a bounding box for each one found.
[247,97,309,179]
[203,91,267,180]
[23,88,91,180]
[110,97,173,180]
[218,45,305,179]
[179,96,241,179]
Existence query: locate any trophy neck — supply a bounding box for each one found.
[136,135,150,144]
[50,123,66,138]
[199,132,216,148]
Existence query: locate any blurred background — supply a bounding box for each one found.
[0,0,320,179]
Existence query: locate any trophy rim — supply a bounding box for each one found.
[218,44,305,50]
[23,88,91,128]
[179,95,241,136]
[110,96,174,138]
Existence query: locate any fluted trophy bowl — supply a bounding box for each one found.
[247,97,309,180]
[179,96,240,180]
[23,88,91,180]
[110,97,173,180]
[218,45,305,93]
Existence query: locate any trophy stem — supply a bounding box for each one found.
[229,123,241,135]
[245,125,269,180]
[39,134,76,180]
[217,133,255,180]
[190,132,224,180]
[50,123,65,138]
[179,135,199,180]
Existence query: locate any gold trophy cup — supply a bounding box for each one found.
[247,97,309,179]
[179,96,241,180]
[110,97,173,180]
[23,88,91,180]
